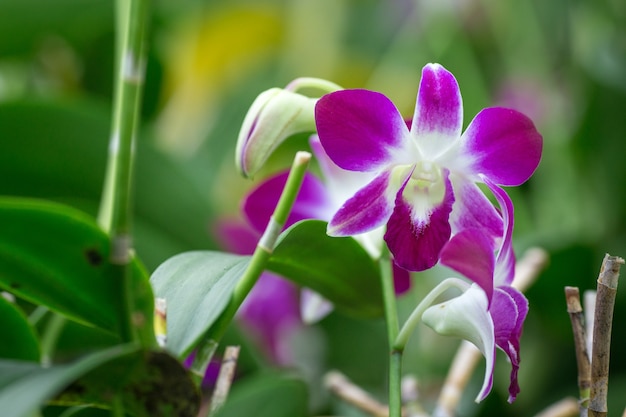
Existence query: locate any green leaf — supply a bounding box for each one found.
[0,296,40,362]
[56,350,200,417]
[215,373,308,417]
[0,197,155,345]
[268,220,383,318]
[0,344,139,417]
[150,251,249,358]
[0,345,200,417]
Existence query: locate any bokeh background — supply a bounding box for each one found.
[1,0,625,416]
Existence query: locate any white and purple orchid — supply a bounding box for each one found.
[423,184,527,403]
[314,63,542,271]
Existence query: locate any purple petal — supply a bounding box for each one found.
[213,220,258,255]
[243,171,333,234]
[392,262,412,295]
[440,228,497,302]
[411,63,463,158]
[315,89,412,172]
[328,169,404,236]
[238,272,301,365]
[484,179,516,286]
[310,134,378,214]
[491,287,528,403]
[422,284,495,402]
[462,107,542,186]
[449,176,503,238]
[384,172,454,271]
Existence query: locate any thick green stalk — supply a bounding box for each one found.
[207,152,312,343]
[97,0,150,343]
[380,252,402,417]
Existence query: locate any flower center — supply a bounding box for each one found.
[410,161,440,190]
[402,161,446,219]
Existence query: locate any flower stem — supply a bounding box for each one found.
[394,278,470,352]
[285,77,343,94]
[97,0,149,343]
[379,252,402,417]
[206,152,312,344]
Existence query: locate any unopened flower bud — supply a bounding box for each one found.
[235,88,317,177]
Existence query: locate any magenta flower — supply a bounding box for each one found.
[314,63,542,271]
[423,184,527,403]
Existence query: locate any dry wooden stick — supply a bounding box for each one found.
[208,346,241,415]
[588,254,623,417]
[564,286,591,410]
[533,397,580,417]
[324,370,393,417]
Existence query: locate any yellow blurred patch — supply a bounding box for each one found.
[157,6,283,154]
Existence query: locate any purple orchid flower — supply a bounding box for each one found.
[314,63,542,272]
[423,183,528,403]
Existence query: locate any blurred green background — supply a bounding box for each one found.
[1,0,625,416]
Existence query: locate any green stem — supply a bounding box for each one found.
[285,77,343,94]
[40,313,67,366]
[208,151,312,343]
[97,0,150,343]
[111,394,125,417]
[393,278,470,352]
[380,251,402,417]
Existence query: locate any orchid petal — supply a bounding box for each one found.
[236,88,317,177]
[483,178,516,286]
[411,63,463,159]
[328,167,407,236]
[422,284,495,402]
[448,175,503,238]
[492,287,528,403]
[315,89,414,172]
[238,272,301,365]
[300,288,334,324]
[462,107,542,186]
[213,220,258,255]
[384,172,454,271]
[392,262,412,295]
[310,134,378,214]
[243,171,333,234]
[440,228,497,302]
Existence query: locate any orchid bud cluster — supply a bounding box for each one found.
[233,63,542,403]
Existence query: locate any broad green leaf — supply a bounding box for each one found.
[0,345,199,417]
[56,350,200,417]
[0,197,155,345]
[150,251,249,358]
[215,373,308,417]
[268,220,383,318]
[0,296,40,362]
[0,344,139,417]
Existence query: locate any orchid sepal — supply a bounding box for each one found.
[236,88,317,178]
